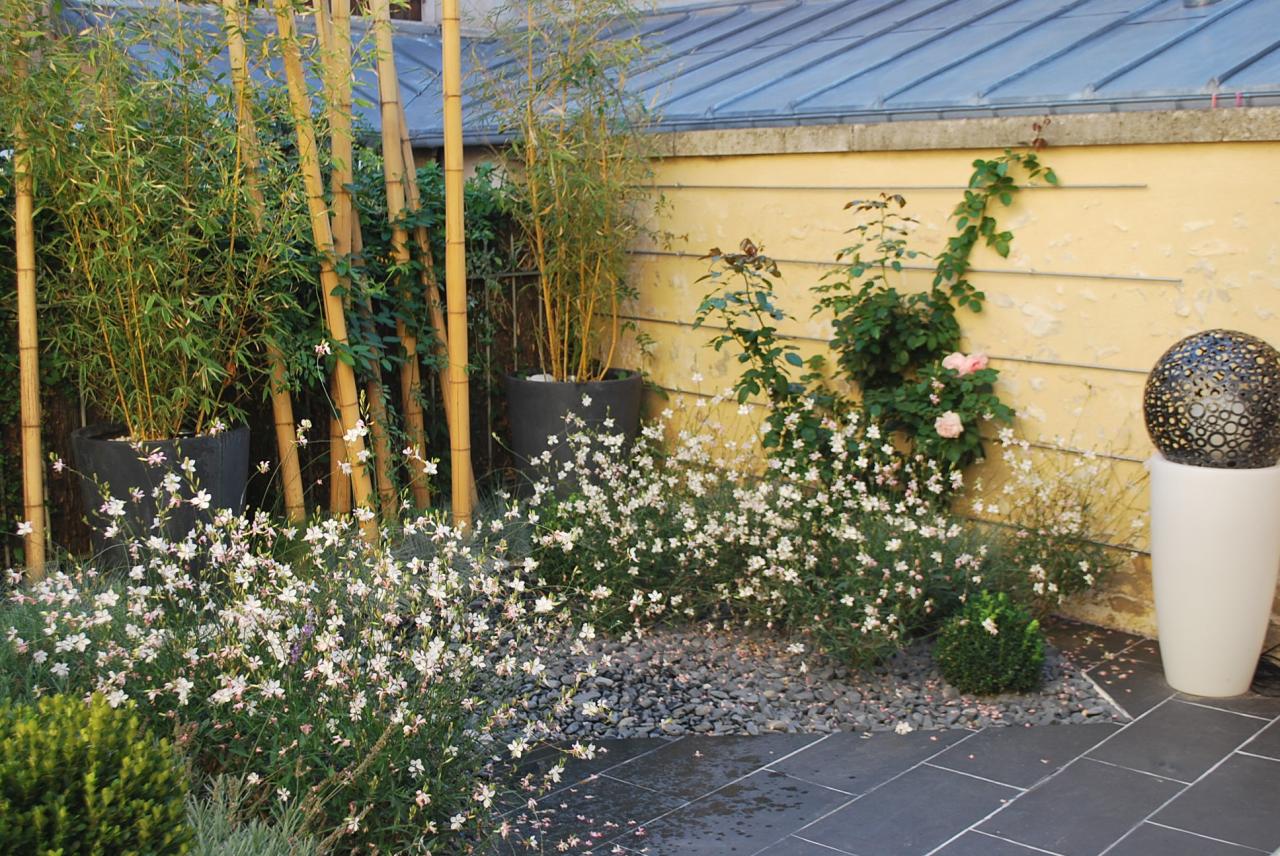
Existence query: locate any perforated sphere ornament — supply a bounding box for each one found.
[1143,329,1280,468]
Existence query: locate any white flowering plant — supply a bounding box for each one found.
[972,428,1143,617]
[521,401,985,665]
[0,507,596,852]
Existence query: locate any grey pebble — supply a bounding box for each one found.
[510,627,1119,740]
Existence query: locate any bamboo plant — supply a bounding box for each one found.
[486,0,656,382]
[271,0,377,539]
[11,17,45,577]
[442,0,473,528]
[2,6,296,442]
[219,0,307,523]
[370,0,432,510]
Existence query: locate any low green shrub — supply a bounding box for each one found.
[934,591,1045,695]
[0,693,193,855]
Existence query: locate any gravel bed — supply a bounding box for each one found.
[518,626,1121,740]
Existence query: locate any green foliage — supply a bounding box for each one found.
[973,431,1136,618]
[696,152,1057,483]
[694,240,833,458]
[865,360,1014,470]
[0,6,308,439]
[0,693,193,856]
[187,777,316,856]
[485,0,659,381]
[933,151,1058,312]
[935,592,1045,695]
[814,195,956,392]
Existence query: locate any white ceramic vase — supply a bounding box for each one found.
[1147,453,1280,697]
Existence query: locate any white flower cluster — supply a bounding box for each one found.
[3,509,596,851]
[519,399,980,663]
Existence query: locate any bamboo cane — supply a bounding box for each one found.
[396,101,479,510]
[328,413,351,513]
[351,215,399,522]
[220,0,307,523]
[272,0,376,539]
[14,45,45,578]
[369,0,431,509]
[316,0,359,517]
[441,0,473,529]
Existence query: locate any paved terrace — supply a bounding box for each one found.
[498,622,1280,855]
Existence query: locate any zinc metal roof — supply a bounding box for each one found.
[68,0,1280,145]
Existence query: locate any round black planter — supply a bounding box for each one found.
[70,424,250,561]
[506,370,643,489]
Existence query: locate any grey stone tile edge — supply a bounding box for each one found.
[1094,704,1279,855]
[605,732,848,851]
[1083,634,1174,721]
[919,695,1181,855]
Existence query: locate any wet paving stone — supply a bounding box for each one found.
[1086,699,1267,782]
[620,770,851,855]
[608,734,822,801]
[1152,753,1280,853]
[768,729,970,795]
[930,721,1120,789]
[801,763,1018,856]
[978,757,1183,855]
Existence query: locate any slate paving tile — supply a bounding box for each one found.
[978,757,1183,856]
[931,830,1059,855]
[930,722,1120,789]
[1042,618,1141,669]
[609,734,821,801]
[768,730,970,795]
[1105,822,1270,855]
[1087,699,1266,782]
[617,770,852,855]
[751,836,857,855]
[1153,753,1280,853]
[502,774,686,854]
[498,738,677,812]
[1119,638,1161,665]
[801,763,1018,856]
[1242,717,1280,761]
[1087,655,1175,718]
[1176,692,1280,719]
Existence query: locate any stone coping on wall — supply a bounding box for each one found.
[649,107,1280,159]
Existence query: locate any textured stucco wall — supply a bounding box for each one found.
[617,116,1280,645]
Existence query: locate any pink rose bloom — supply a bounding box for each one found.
[941,352,967,373]
[963,352,989,374]
[935,411,964,438]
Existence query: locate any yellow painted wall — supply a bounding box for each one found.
[617,134,1280,644]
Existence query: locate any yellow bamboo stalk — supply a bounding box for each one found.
[442,0,472,529]
[352,214,398,522]
[398,99,480,511]
[220,0,306,523]
[328,413,351,513]
[370,0,430,509]
[14,45,45,578]
[316,0,358,518]
[272,0,375,539]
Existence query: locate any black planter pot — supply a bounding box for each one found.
[70,424,250,561]
[506,370,643,489]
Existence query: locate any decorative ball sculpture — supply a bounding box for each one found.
[1143,329,1280,468]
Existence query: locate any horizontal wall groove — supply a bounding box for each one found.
[630,248,1183,285]
[624,313,1152,376]
[648,381,1150,475]
[652,182,1148,192]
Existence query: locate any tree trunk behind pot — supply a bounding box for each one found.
[505,370,642,492]
[70,424,250,563]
